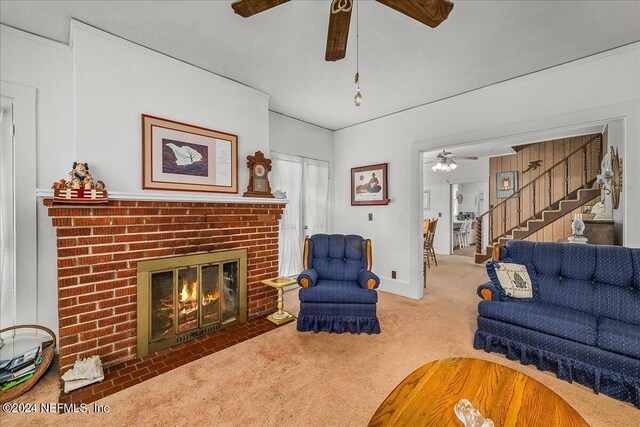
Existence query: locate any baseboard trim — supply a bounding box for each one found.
[378,276,421,300]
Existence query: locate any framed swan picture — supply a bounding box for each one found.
[351,163,389,206]
[142,114,238,193]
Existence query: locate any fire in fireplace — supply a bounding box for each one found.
[137,250,247,356]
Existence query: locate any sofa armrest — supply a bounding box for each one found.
[358,270,380,290]
[298,269,318,288]
[477,282,500,301]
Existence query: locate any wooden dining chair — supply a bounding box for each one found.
[423,218,438,270]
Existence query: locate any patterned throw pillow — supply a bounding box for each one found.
[489,262,534,299]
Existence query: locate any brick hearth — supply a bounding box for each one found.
[45,199,285,373]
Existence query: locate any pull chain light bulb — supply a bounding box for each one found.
[354,72,363,106]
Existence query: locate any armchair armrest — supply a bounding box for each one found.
[358,270,380,290]
[298,269,318,288]
[477,281,500,301]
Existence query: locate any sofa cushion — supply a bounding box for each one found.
[594,284,640,325]
[561,244,597,281]
[478,300,597,345]
[299,279,378,304]
[632,248,640,289]
[595,246,635,287]
[598,318,640,359]
[536,275,594,314]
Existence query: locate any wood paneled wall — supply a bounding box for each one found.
[488,133,604,243]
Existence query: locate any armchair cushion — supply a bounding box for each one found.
[299,279,378,304]
[297,269,318,288]
[357,270,380,290]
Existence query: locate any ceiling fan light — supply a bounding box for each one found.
[431,163,440,172]
[450,161,458,170]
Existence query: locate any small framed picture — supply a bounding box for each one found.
[496,171,518,198]
[351,163,389,206]
[142,114,238,193]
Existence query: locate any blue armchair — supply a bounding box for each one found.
[297,234,381,334]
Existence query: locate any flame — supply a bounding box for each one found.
[178,278,219,315]
[202,288,220,306]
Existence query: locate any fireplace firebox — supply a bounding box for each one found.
[137,250,247,357]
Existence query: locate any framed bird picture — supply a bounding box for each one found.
[142,114,238,193]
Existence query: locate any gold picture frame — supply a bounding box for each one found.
[142,114,238,193]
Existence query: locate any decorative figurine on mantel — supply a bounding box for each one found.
[243,151,275,198]
[51,162,109,204]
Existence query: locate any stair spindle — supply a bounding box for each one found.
[489,212,494,244]
[532,181,536,216]
[475,217,483,254]
[503,204,507,237]
[548,170,552,209]
[597,135,603,164]
[583,146,588,188]
[564,159,569,199]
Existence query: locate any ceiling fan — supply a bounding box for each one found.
[231,0,454,61]
[426,150,479,172]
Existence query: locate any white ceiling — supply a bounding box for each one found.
[1,1,638,130]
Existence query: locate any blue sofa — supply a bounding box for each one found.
[474,240,640,407]
[297,234,381,334]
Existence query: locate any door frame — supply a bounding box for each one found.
[0,81,38,328]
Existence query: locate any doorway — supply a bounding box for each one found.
[450,181,487,257]
[271,152,330,277]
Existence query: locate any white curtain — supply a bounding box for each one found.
[271,154,304,276]
[303,160,329,237]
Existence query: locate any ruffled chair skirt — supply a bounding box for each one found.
[297,302,381,334]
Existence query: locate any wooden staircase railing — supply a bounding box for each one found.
[475,134,603,256]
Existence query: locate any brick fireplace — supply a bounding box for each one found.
[45,199,285,373]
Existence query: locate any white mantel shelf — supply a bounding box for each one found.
[36,188,289,205]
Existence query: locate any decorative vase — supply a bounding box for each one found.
[571,214,585,236]
[568,214,588,244]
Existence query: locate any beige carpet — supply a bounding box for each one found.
[2,255,637,426]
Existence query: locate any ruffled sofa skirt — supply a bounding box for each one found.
[474,317,640,408]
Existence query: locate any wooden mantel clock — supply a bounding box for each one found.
[243,151,274,198]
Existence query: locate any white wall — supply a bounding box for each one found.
[423,158,489,254]
[72,21,270,195]
[0,22,329,337]
[269,111,335,231]
[1,27,74,334]
[334,44,640,299]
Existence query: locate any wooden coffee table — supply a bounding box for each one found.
[368,358,589,427]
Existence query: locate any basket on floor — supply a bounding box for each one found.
[0,324,56,403]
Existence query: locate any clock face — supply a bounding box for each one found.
[255,164,266,177]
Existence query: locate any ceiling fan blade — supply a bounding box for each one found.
[325,0,353,62]
[232,0,290,18]
[452,156,479,160]
[376,0,454,28]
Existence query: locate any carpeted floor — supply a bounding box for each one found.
[2,255,637,426]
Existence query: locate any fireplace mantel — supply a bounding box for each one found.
[45,198,285,372]
[37,188,288,205]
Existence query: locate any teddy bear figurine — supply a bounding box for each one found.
[69,162,93,185]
